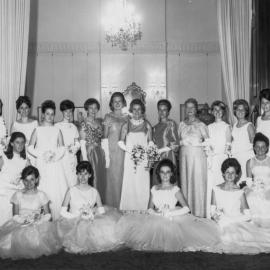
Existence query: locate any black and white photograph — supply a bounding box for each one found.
[0,0,270,269]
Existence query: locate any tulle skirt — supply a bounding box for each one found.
[0,218,61,259]
[57,207,123,254]
[116,213,221,252]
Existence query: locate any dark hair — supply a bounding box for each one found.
[184,98,198,112]
[157,99,172,112]
[129,99,146,114]
[41,100,56,114]
[253,132,269,149]
[76,161,94,186]
[221,158,241,182]
[211,100,227,116]
[155,159,177,184]
[60,99,75,112]
[84,98,100,111]
[5,132,26,159]
[16,96,31,111]
[233,99,249,118]
[259,88,270,102]
[109,92,127,111]
[0,99,3,116]
[21,166,40,187]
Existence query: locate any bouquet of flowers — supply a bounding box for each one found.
[14,212,41,225]
[42,150,56,163]
[131,144,146,172]
[252,178,265,193]
[145,144,161,169]
[80,203,94,221]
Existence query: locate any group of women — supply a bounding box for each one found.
[0,88,270,258]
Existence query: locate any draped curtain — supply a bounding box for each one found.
[217,0,252,124]
[0,0,30,131]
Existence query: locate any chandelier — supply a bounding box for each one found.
[103,0,142,51]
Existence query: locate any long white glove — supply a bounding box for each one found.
[96,206,105,215]
[60,206,77,219]
[164,206,190,218]
[54,146,66,161]
[158,146,171,154]
[27,145,42,158]
[118,141,128,152]
[80,140,87,161]
[101,138,110,168]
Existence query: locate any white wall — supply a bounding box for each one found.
[26,0,221,124]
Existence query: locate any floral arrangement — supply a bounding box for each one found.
[145,144,161,168]
[131,144,146,172]
[80,203,94,220]
[14,212,41,225]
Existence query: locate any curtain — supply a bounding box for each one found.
[217,0,252,124]
[0,0,30,132]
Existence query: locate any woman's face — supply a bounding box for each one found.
[77,169,91,185]
[185,102,196,118]
[63,109,73,122]
[132,104,143,120]
[43,108,55,124]
[235,104,246,120]
[23,174,38,191]
[87,103,99,117]
[254,141,268,157]
[212,105,223,121]
[223,166,237,183]
[159,165,172,185]
[11,137,25,154]
[18,103,30,118]
[158,105,169,120]
[261,98,270,114]
[112,96,124,111]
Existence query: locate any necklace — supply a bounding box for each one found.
[130,118,144,126]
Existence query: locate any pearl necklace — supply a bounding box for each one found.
[130,118,144,126]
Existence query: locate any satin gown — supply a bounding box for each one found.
[103,113,128,208]
[80,119,106,202]
[178,121,208,217]
[152,120,179,186]
[120,120,150,211]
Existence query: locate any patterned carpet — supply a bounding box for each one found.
[1,250,270,270]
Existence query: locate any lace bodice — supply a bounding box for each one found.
[213,186,244,217]
[80,120,103,146]
[151,185,180,210]
[10,190,49,216]
[69,186,98,215]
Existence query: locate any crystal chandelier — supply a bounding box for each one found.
[103,0,142,51]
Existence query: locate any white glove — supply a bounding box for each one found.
[148,141,155,147]
[27,145,41,158]
[60,206,77,219]
[80,140,87,161]
[54,146,66,161]
[158,147,171,154]
[164,206,190,218]
[96,206,105,215]
[118,141,128,152]
[101,138,110,168]
[245,177,253,188]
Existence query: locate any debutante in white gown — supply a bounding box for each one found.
[231,122,254,181]
[0,153,27,226]
[0,190,61,259]
[55,122,80,187]
[32,126,68,220]
[117,185,220,252]
[246,156,270,227]
[120,120,150,211]
[207,121,230,217]
[257,117,270,155]
[213,186,270,254]
[57,186,122,254]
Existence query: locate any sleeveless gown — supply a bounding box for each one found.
[213,186,270,254]
[117,185,220,252]
[120,120,150,211]
[246,156,270,227]
[103,113,128,208]
[34,126,68,220]
[231,122,254,181]
[257,117,270,156]
[178,121,208,217]
[0,153,27,225]
[0,190,61,259]
[57,186,122,254]
[152,120,179,186]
